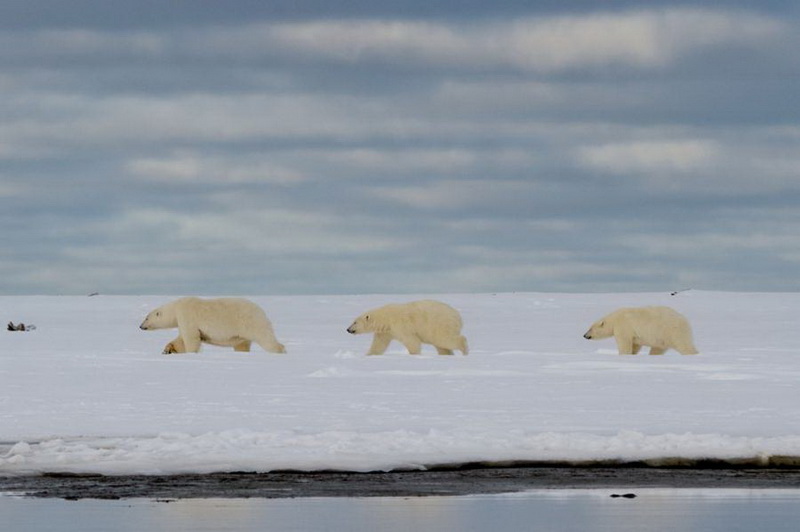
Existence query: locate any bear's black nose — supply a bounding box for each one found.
[346,327,355,334]
[583,333,591,339]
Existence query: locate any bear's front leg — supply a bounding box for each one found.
[163,336,186,354]
[648,347,666,355]
[178,319,203,353]
[614,333,636,355]
[178,326,202,353]
[367,333,392,355]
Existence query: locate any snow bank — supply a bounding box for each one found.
[1,291,799,475]
[3,430,800,476]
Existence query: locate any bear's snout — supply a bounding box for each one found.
[583,332,592,339]
[140,322,149,330]
[346,326,356,334]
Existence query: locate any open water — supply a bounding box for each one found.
[2,489,800,532]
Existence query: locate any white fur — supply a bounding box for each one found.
[583,306,698,355]
[140,297,286,354]
[347,300,468,356]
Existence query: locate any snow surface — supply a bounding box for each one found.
[1,291,799,475]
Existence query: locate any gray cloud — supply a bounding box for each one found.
[1,3,799,295]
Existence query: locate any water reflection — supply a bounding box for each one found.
[3,489,800,532]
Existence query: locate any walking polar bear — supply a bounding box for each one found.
[140,297,286,354]
[347,300,469,356]
[583,306,699,355]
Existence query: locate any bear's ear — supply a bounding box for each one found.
[598,320,605,327]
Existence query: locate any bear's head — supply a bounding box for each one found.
[583,318,613,340]
[346,312,373,335]
[140,304,176,330]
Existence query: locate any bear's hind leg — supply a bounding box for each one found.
[367,333,391,355]
[394,332,422,355]
[434,334,468,356]
[254,335,286,353]
[676,342,699,355]
[649,347,666,355]
[234,340,252,352]
[458,335,469,355]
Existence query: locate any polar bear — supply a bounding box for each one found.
[346,300,469,356]
[583,306,699,355]
[140,297,286,354]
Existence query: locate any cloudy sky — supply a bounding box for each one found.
[2,1,799,295]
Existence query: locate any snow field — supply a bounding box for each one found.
[1,291,799,475]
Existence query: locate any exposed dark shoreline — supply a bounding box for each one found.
[3,465,800,500]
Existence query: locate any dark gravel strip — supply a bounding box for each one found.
[3,466,800,500]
